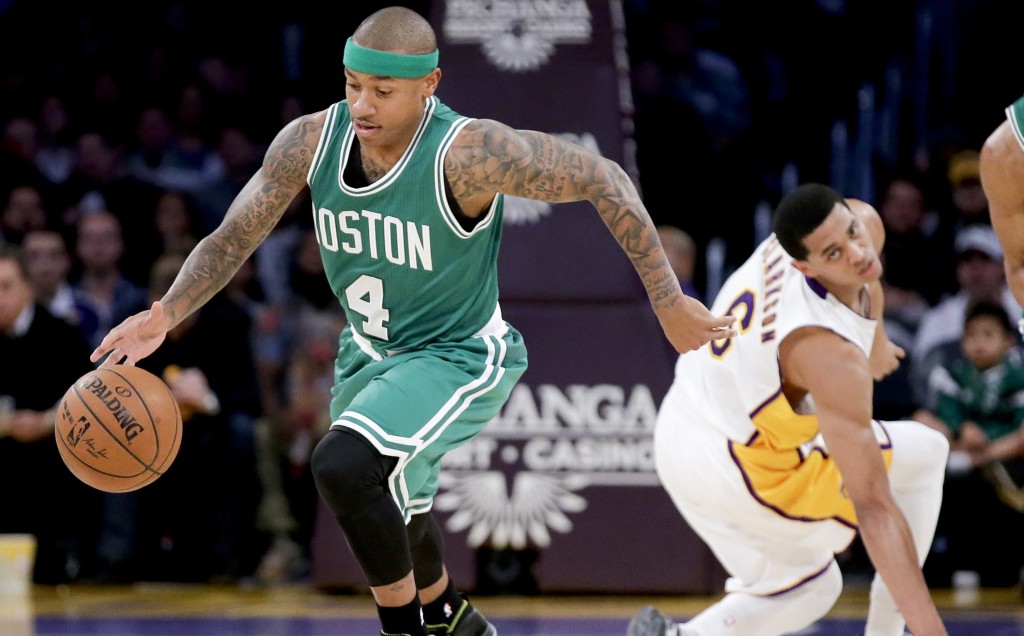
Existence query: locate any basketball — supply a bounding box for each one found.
[54,365,183,493]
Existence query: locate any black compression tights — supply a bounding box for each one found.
[407,510,445,588]
[310,428,445,588]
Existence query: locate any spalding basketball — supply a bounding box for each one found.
[54,365,183,493]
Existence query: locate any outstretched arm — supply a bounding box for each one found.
[866,280,905,380]
[446,119,736,352]
[982,120,1024,314]
[846,198,904,379]
[781,328,947,636]
[90,111,326,366]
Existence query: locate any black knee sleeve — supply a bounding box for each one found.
[311,428,411,586]
[407,512,445,588]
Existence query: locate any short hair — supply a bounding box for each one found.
[773,183,847,260]
[964,299,1014,335]
[0,243,28,277]
[353,6,436,55]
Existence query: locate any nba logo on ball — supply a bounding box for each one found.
[55,365,183,493]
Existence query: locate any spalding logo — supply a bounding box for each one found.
[81,375,146,441]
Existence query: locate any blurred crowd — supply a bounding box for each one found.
[0,0,1022,589]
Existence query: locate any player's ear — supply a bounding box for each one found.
[423,68,441,96]
[790,260,815,278]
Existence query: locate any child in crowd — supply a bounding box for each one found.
[916,299,1024,586]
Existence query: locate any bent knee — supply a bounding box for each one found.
[910,420,951,467]
[889,420,950,485]
[311,429,393,515]
[794,562,843,623]
[816,561,844,607]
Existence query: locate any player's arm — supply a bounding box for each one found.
[846,197,884,252]
[445,118,736,353]
[865,278,905,380]
[981,120,1024,314]
[846,198,904,379]
[781,328,947,636]
[161,112,323,326]
[91,111,326,366]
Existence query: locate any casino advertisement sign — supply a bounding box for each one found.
[436,379,661,550]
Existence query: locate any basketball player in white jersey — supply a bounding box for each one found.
[982,94,1024,324]
[629,184,949,636]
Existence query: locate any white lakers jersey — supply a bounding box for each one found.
[663,233,883,524]
[670,233,877,447]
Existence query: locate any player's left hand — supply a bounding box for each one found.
[869,338,905,381]
[658,295,738,354]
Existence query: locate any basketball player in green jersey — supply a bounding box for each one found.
[90,6,736,636]
[982,94,1024,331]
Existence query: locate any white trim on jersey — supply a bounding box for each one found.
[472,304,508,339]
[433,117,498,239]
[1006,105,1024,153]
[337,97,437,196]
[348,325,385,361]
[331,412,420,520]
[408,332,507,449]
[308,102,341,185]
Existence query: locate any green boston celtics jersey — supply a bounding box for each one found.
[306,97,504,354]
[1007,94,1024,150]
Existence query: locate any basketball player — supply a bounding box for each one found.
[981,94,1024,324]
[629,185,948,636]
[89,7,736,636]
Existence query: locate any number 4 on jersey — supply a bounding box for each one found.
[346,274,390,340]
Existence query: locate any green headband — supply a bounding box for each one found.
[343,37,438,78]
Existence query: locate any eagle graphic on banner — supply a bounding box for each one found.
[435,471,588,549]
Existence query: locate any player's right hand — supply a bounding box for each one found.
[90,301,171,367]
[658,295,738,354]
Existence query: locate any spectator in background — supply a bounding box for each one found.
[191,125,264,233]
[876,172,952,313]
[173,82,225,189]
[59,130,162,276]
[21,228,98,338]
[657,224,701,301]
[123,104,223,196]
[0,117,42,185]
[71,211,148,349]
[910,225,1022,409]
[915,300,1024,587]
[0,245,100,584]
[152,191,200,261]
[872,173,953,420]
[35,93,76,186]
[945,150,990,231]
[1,183,49,246]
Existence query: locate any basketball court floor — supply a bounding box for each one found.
[3,583,1024,635]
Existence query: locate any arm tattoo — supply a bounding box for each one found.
[162,115,322,327]
[447,120,680,309]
